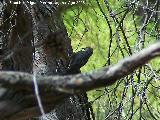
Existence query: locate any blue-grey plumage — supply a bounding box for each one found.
[67,47,93,74]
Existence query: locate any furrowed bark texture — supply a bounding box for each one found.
[1,2,34,120]
[0,1,92,120]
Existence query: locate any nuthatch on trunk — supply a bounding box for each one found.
[67,47,93,74]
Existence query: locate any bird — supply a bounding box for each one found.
[67,47,93,74]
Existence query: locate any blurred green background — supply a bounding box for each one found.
[62,0,160,119]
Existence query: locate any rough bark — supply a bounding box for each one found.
[0,1,92,120]
[1,38,160,119]
[1,40,160,93]
[0,1,34,120]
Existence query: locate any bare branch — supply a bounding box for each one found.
[0,41,160,94]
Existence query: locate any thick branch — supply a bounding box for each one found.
[0,41,160,119]
[0,41,160,93]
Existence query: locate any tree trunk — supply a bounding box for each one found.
[0,1,92,120]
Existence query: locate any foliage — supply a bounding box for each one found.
[63,0,160,119]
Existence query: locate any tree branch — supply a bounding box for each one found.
[1,41,160,94]
[1,41,160,119]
